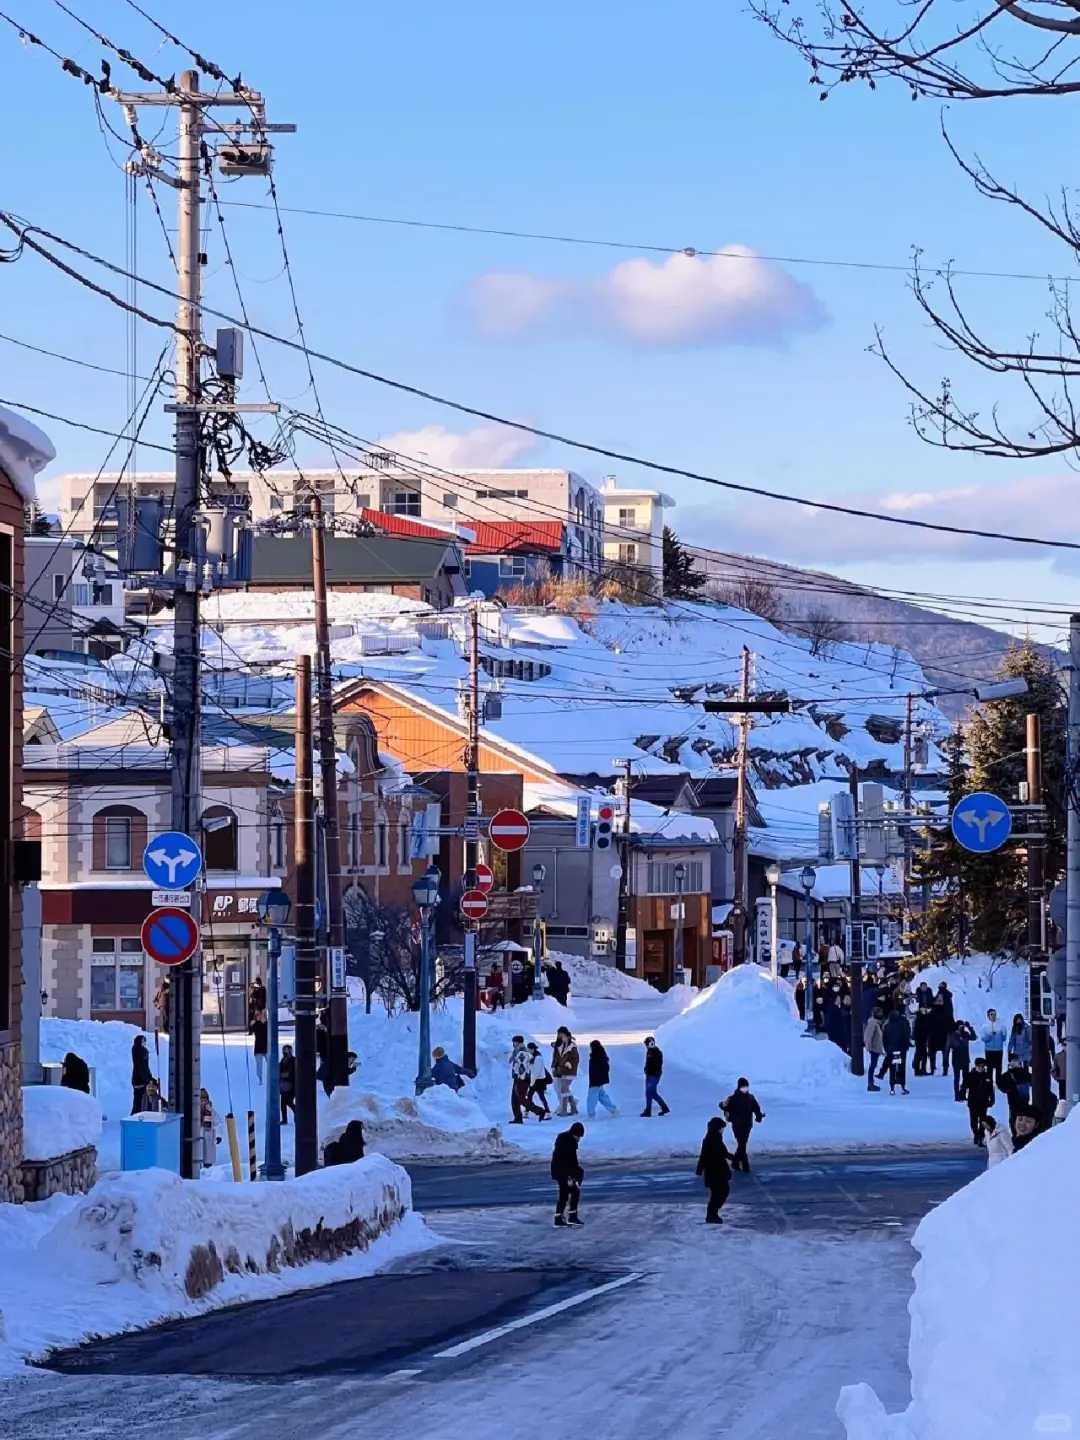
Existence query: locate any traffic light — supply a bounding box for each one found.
[595,803,615,850]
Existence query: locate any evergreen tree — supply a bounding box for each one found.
[662,526,706,598]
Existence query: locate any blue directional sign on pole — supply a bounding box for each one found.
[950,791,1012,854]
[142,831,204,889]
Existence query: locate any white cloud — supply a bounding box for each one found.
[465,245,826,347]
[376,422,537,471]
[880,487,977,513]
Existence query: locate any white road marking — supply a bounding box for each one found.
[384,1369,424,1380]
[432,1273,644,1360]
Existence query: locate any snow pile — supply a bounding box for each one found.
[657,965,854,1093]
[322,1085,510,1160]
[838,1115,1080,1439]
[552,951,656,1001]
[0,1155,429,1372]
[913,956,1026,1035]
[0,405,54,501]
[41,1015,148,1124]
[22,1086,102,1161]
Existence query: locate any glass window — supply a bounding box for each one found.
[92,582,113,606]
[618,507,637,528]
[377,820,388,868]
[92,937,115,954]
[618,543,638,565]
[90,962,115,1011]
[273,816,285,870]
[349,811,360,868]
[53,573,67,600]
[399,819,409,867]
[120,937,143,954]
[105,816,131,869]
[646,860,703,895]
[389,490,421,516]
[499,556,527,578]
[118,966,144,1011]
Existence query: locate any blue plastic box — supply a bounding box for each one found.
[120,1112,181,1173]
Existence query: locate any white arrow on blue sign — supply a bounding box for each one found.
[950,791,1013,854]
[142,831,204,889]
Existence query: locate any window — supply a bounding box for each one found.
[269,804,286,871]
[53,573,67,600]
[618,543,638,565]
[443,493,458,509]
[462,558,472,579]
[91,581,113,607]
[476,488,528,499]
[498,556,527,578]
[201,805,238,870]
[388,489,421,516]
[349,810,361,869]
[105,815,132,869]
[90,937,145,1013]
[618,507,637,528]
[269,495,284,512]
[376,819,388,868]
[353,492,371,510]
[646,859,704,895]
[93,805,146,872]
[399,818,410,867]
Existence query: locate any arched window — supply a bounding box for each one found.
[21,808,41,842]
[200,804,238,871]
[93,804,147,872]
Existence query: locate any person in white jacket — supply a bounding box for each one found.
[985,1114,1014,1168]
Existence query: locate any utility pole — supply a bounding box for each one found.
[294,655,318,1175]
[848,769,864,1076]
[461,601,480,1073]
[901,692,914,935]
[1027,712,1053,1119]
[732,647,752,965]
[614,757,634,971]
[309,493,348,1087]
[1066,615,1080,1114]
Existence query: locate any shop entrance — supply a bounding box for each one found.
[642,929,673,990]
[202,946,250,1031]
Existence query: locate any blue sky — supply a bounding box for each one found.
[2,0,1076,644]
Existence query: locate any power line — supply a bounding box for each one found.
[0,396,173,453]
[0,329,152,379]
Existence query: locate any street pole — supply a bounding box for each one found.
[769,877,779,985]
[1027,712,1053,1119]
[1067,614,1080,1114]
[416,900,435,1095]
[674,869,685,984]
[732,647,752,965]
[614,757,634,970]
[901,692,914,936]
[262,925,284,1181]
[309,492,348,1088]
[802,873,816,1037]
[462,601,480,1073]
[848,769,865,1076]
[167,70,204,1180]
[294,656,319,1174]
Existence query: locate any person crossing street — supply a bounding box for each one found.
[551,1121,585,1227]
[863,1007,886,1090]
[721,1077,764,1172]
[696,1116,734,1224]
[641,1036,670,1116]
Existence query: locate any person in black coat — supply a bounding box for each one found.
[641,1037,670,1116]
[696,1117,734,1224]
[997,1056,1033,1137]
[912,1006,932,1076]
[948,1020,976,1102]
[279,1043,296,1124]
[882,1010,911,1094]
[249,1007,268,1086]
[61,1051,91,1094]
[795,978,807,1022]
[545,961,571,1006]
[324,1119,366,1167]
[928,997,951,1076]
[965,1058,995,1145]
[131,1034,152,1113]
[551,1121,585,1226]
[936,982,955,1028]
[721,1078,765,1172]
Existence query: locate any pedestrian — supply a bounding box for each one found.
[982,1008,1006,1083]
[812,979,826,1033]
[279,1042,296,1124]
[863,1007,885,1091]
[527,1041,552,1117]
[249,1005,268,1085]
[696,1116,734,1224]
[550,1120,585,1227]
[586,1039,618,1118]
[791,941,803,980]
[154,976,171,1034]
[795,976,807,1022]
[131,1034,152,1114]
[998,1054,1033,1136]
[915,979,933,1010]
[548,959,572,1006]
[551,1026,580,1116]
[61,1050,91,1094]
[432,1046,467,1092]
[510,1035,545,1123]
[882,1007,912,1094]
[249,975,267,1019]
[199,1087,220,1170]
[912,1006,933,1076]
[324,1119,366,1167]
[966,1056,995,1145]
[722,1077,765,1172]
[1012,1105,1041,1151]
[1008,1013,1032,1067]
[316,1006,334,1098]
[928,995,951,1076]
[641,1036,670,1117]
[949,1019,976,1102]
[142,1077,165,1113]
[984,1113,1014,1168]
[1054,1044,1067,1104]
[936,981,955,1028]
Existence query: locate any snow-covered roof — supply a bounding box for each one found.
[782,862,902,902]
[0,406,54,503]
[524,780,718,843]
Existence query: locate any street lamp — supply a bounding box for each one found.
[765,861,782,984]
[673,861,686,986]
[800,865,816,1037]
[412,863,441,1095]
[531,863,546,1001]
[256,886,291,1181]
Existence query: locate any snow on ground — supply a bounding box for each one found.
[0,1155,434,1374]
[322,1086,510,1160]
[552,950,656,1000]
[21,1086,102,1161]
[913,954,1027,1032]
[838,1112,1080,1439]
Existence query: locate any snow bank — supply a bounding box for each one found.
[41,1015,147,1123]
[552,951,657,1001]
[656,965,854,1094]
[913,956,1026,1035]
[22,1086,102,1161]
[322,1085,510,1160]
[838,1114,1080,1439]
[0,1155,429,1372]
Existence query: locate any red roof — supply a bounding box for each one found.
[358,508,455,541]
[464,520,565,556]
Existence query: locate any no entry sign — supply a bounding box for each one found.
[460,888,489,921]
[474,862,495,892]
[141,906,200,967]
[488,808,530,853]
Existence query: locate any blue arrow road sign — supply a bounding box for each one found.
[950,791,1013,854]
[142,831,204,889]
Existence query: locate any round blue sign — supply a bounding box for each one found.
[950,791,1012,854]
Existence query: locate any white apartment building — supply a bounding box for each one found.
[601,477,676,592]
[25,535,127,658]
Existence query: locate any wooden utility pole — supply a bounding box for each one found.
[614,758,634,971]
[462,601,480,1072]
[294,656,318,1174]
[1027,712,1053,1119]
[848,769,864,1076]
[309,493,348,1087]
[1066,615,1080,1114]
[732,647,752,965]
[901,692,914,934]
